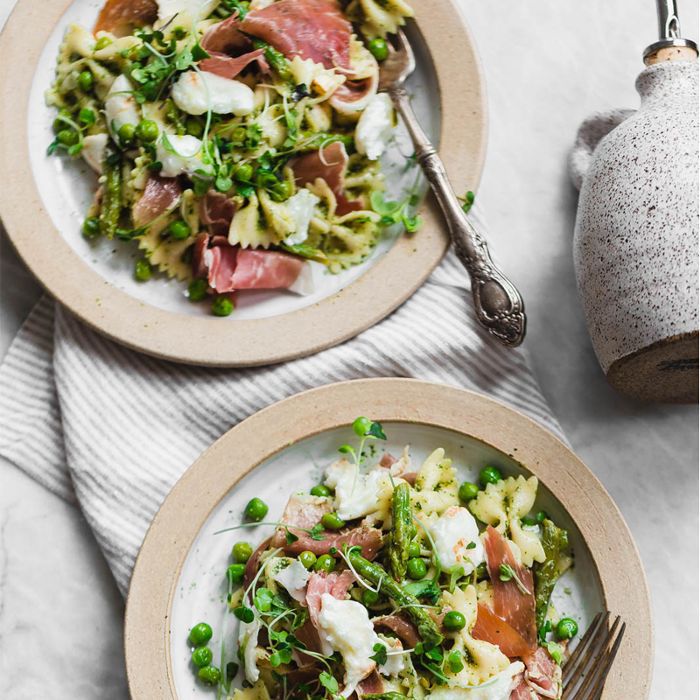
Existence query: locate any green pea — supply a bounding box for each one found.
[197,665,222,686]
[234,162,254,182]
[310,484,332,497]
[136,119,159,143]
[536,510,548,524]
[94,36,113,51]
[556,618,579,640]
[479,465,503,487]
[368,37,389,62]
[362,589,379,606]
[226,563,245,585]
[446,650,464,673]
[298,550,317,569]
[191,646,213,669]
[189,622,213,647]
[407,541,421,558]
[522,515,539,527]
[118,122,135,146]
[314,554,335,573]
[407,557,427,580]
[185,117,204,138]
[188,278,209,302]
[269,180,292,202]
[77,70,94,92]
[57,129,79,146]
[320,512,345,531]
[443,610,466,632]
[82,216,100,239]
[168,219,191,240]
[78,108,96,126]
[352,416,373,437]
[232,542,253,563]
[458,481,480,503]
[212,296,234,317]
[244,497,268,522]
[134,258,152,282]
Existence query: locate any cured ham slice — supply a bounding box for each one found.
[510,680,537,700]
[243,536,272,588]
[201,14,251,54]
[484,526,537,649]
[372,613,420,647]
[199,50,268,79]
[230,249,304,290]
[239,0,352,70]
[305,571,355,629]
[472,603,532,658]
[271,494,333,547]
[132,175,182,228]
[523,647,562,699]
[289,141,362,216]
[357,670,384,695]
[94,0,157,37]
[199,191,237,236]
[282,524,383,560]
[206,242,239,293]
[329,74,379,116]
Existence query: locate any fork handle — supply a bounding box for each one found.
[389,86,527,347]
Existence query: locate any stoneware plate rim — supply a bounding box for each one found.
[0,0,486,367]
[124,378,653,699]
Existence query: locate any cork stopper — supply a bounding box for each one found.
[643,0,698,65]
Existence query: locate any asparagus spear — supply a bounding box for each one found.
[388,482,414,581]
[99,150,122,239]
[534,519,571,629]
[348,550,443,648]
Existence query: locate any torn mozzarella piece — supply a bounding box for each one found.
[171,70,255,116]
[284,188,320,245]
[157,0,218,22]
[355,93,395,161]
[287,262,315,296]
[324,460,393,521]
[156,134,214,177]
[238,612,262,684]
[81,133,108,174]
[431,506,484,575]
[316,593,380,696]
[105,74,140,138]
[378,635,405,678]
[273,559,310,603]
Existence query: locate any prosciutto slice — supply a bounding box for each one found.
[472,603,532,658]
[484,526,537,649]
[199,50,268,79]
[205,243,239,293]
[201,13,251,54]
[230,249,304,290]
[94,0,157,37]
[523,647,562,699]
[199,191,237,236]
[289,141,362,216]
[239,0,352,70]
[132,175,182,228]
[271,494,333,548]
[305,570,355,629]
[372,614,420,647]
[510,680,537,700]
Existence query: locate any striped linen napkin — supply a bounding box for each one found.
[0,209,563,595]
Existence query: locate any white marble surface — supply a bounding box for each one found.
[0,0,698,698]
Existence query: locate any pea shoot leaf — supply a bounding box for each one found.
[461,190,475,213]
[319,671,339,694]
[285,528,299,545]
[233,605,254,623]
[370,642,388,666]
[367,421,387,440]
[309,523,325,541]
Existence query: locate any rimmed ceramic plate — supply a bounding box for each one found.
[125,378,653,699]
[0,0,485,366]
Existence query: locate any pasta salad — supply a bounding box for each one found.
[187,418,578,699]
[47,0,418,316]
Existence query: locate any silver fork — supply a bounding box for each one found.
[561,612,627,699]
[379,30,526,347]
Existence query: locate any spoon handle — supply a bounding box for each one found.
[389,86,527,347]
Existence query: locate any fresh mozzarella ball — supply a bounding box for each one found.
[284,188,320,245]
[316,594,380,694]
[378,635,405,677]
[156,134,214,178]
[355,93,395,161]
[171,70,255,116]
[157,0,218,22]
[272,559,310,602]
[105,74,140,137]
[324,461,393,521]
[426,662,525,700]
[81,133,108,173]
[287,262,315,296]
[431,506,484,575]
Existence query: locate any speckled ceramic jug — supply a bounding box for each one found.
[572,55,698,402]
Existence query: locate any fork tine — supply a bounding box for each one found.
[396,29,416,66]
[585,621,626,700]
[562,612,607,685]
[563,616,625,700]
